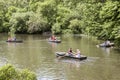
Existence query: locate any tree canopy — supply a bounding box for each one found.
[0,0,120,47]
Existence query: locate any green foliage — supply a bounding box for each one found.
[0,64,17,80]
[9,26,16,38]
[0,64,37,80]
[19,69,37,80]
[68,19,82,34]
[52,22,61,34]
[99,1,120,45]
[100,1,119,21]
[62,29,73,34]
[27,12,48,33]
[9,12,30,35]
[37,0,57,26]
[6,6,18,20]
[56,5,71,29]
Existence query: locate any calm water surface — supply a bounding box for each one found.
[0,33,120,80]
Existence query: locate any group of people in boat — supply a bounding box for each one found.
[8,37,16,41]
[100,40,114,47]
[49,35,81,58]
[66,48,81,58]
[50,35,56,40]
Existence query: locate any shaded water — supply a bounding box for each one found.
[0,33,120,80]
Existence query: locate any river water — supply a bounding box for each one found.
[0,33,120,80]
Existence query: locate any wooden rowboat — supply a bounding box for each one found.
[99,43,114,47]
[48,39,61,43]
[55,52,87,60]
[6,40,23,43]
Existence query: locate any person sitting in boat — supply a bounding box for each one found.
[8,37,12,41]
[105,40,110,45]
[13,37,16,41]
[51,35,56,40]
[67,48,74,56]
[100,40,111,46]
[8,37,16,41]
[75,49,81,58]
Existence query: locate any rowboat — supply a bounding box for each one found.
[99,43,114,47]
[48,39,61,43]
[6,40,23,43]
[55,52,87,60]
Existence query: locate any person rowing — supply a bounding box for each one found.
[75,49,81,58]
[50,35,56,40]
[105,40,110,45]
[8,36,16,41]
[67,48,75,56]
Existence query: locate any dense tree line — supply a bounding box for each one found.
[0,0,120,47]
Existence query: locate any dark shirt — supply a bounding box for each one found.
[69,50,72,53]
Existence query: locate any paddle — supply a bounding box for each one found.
[57,52,76,59]
[58,55,65,59]
[56,52,66,59]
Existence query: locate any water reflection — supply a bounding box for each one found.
[56,59,84,68]
[48,42,58,48]
[7,43,17,47]
[96,45,113,56]
[0,57,8,67]
[101,47,110,54]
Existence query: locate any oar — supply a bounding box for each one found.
[58,55,65,59]
[57,52,75,59]
[56,52,66,59]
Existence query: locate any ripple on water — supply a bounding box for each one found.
[0,57,8,67]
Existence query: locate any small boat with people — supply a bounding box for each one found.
[6,40,23,43]
[55,52,87,60]
[6,37,23,43]
[98,40,114,47]
[48,39,61,43]
[48,35,61,43]
[99,43,114,47]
